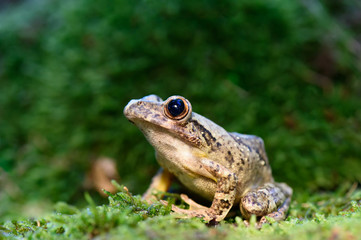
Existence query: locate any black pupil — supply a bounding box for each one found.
[168,99,185,117]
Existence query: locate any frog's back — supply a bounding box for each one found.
[229,132,269,166]
[227,132,274,197]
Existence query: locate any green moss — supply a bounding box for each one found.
[1,185,360,239]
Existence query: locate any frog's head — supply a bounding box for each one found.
[124,94,192,126]
[124,95,200,147]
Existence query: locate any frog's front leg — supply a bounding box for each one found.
[143,168,173,203]
[171,158,237,222]
[240,182,292,225]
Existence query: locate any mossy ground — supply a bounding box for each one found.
[1,183,361,239]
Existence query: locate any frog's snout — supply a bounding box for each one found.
[123,99,137,119]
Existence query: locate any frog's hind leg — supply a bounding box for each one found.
[240,182,292,224]
[166,158,237,222]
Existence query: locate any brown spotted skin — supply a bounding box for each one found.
[124,95,292,224]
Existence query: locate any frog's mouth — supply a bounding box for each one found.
[131,116,202,149]
[127,119,135,125]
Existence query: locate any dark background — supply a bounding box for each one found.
[0,0,360,220]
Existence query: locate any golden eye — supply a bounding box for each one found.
[164,97,190,120]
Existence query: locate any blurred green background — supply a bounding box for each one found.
[0,0,360,221]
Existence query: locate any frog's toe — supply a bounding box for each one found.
[159,199,170,207]
[243,219,263,229]
[180,194,208,211]
[243,219,250,227]
[159,201,190,218]
[169,207,192,219]
[170,206,217,222]
[260,195,291,225]
[259,205,287,224]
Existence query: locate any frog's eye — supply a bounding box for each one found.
[164,97,190,120]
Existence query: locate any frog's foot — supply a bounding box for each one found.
[163,158,237,222]
[160,199,218,222]
[259,196,292,225]
[240,182,292,227]
[171,204,218,222]
[180,194,209,211]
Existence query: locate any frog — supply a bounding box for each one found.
[123,95,292,224]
